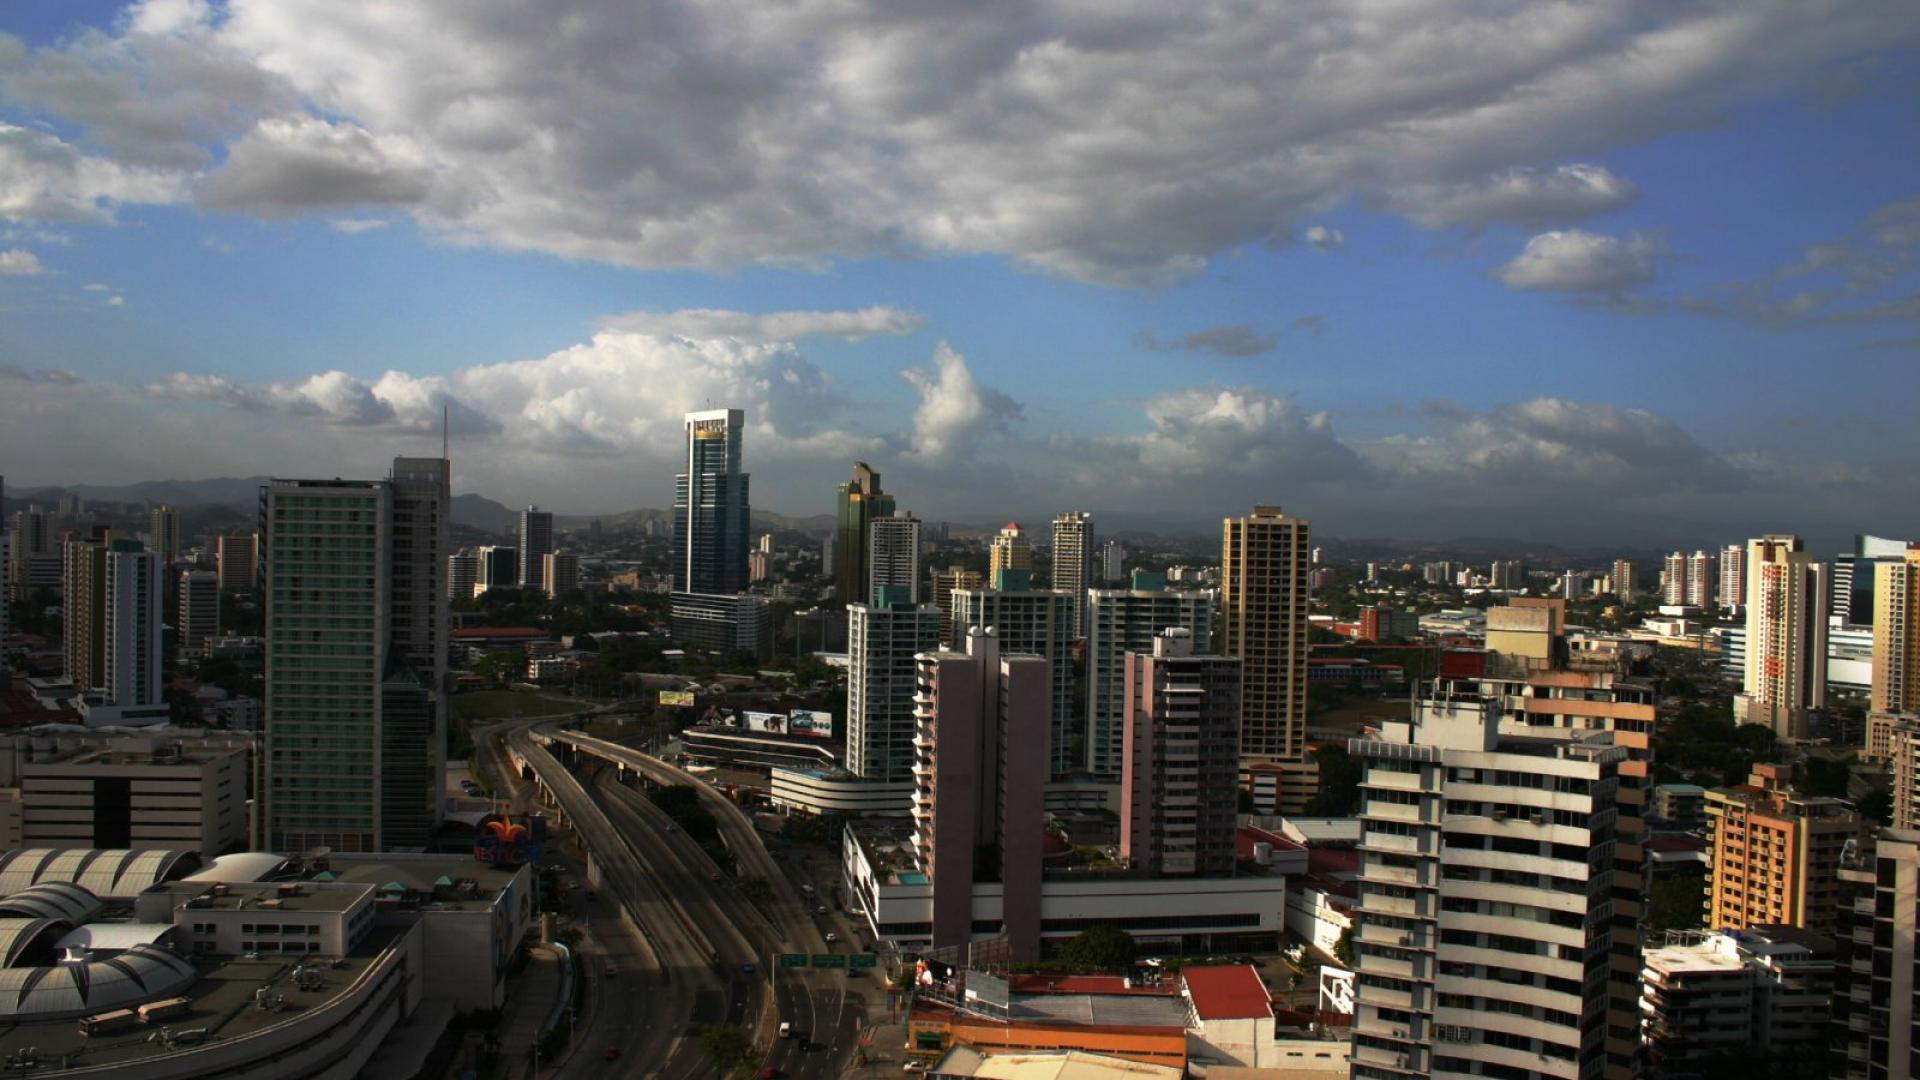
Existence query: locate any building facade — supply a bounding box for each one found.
[953,573,1078,779]
[834,462,894,605]
[989,523,1032,582]
[1085,571,1213,780]
[1704,763,1857,936]
[515,506,553,590]
[1220,506,1313,809]
[20,743,248,857]
[447,550,477,601]
[1833,828,1920,1080]
[928,566,983,646]
[1738,534,1829,738]
[542,550,579,597]
[672,408,750,595]
[846,588,943,783]
[216,532,256,594]
[1120,629,1240,877]
[475,545,517,595]
[1050,511,1095,637]
[149,505,181,567]
[1719,542,1747,615]
[869,511,922,604]
[102,541,163,709]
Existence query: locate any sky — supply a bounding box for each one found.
[2,1,1919,547]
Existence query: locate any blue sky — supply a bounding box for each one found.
[3,1,1919,544]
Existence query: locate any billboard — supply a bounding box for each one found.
[787,709,834,739]
[474,816,542,867]
[659,690,696,707]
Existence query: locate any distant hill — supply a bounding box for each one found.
[450,493,518,534]
[10,476,271,511]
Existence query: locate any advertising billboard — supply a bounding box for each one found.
[659,690,696,707]
[787,709,834,739]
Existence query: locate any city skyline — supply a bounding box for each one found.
[0,4,1917,545]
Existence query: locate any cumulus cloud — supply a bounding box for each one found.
[0,249,45,275]
[1124,387,1363,481]
[0,3,1909,281]
[600,306,926,342]
[1389,164,1638,229]
[1137,325,1280,358]
[1304,226,1344,252]
[0,123,187,222]
[1496,229,1660,292]
[900,343,1023,463]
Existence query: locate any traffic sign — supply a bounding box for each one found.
[849,953,877,969]
[812,953,847,968]
[778,953,808,968]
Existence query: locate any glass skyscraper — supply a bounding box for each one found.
[672,409,750,595]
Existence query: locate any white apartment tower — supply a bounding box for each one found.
[1686,549,1717,608]
[447,550,478,601]
[1739,534,1829,739]
[868,511,923,604]
[1663,551,1689,606]
[1084,570,1212,780]
[1720,542,1747,614]
[1050,511,1094,637]
[845,588,943,783]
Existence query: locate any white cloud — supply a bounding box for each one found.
[328,217,390,233]
[0,123,187,222]
[899,343,1023,463]
[83,281,109,291]
[0,249,46,275]
[0,3,1910,281]
[1496,229,1660,292]
[600,306,926,342]
[106,294,124,306]
[1389,164,1639,229]
[1304,226,1345,252]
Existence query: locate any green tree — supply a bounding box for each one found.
[1646,875,1705,935]
[1332,925,1354,967]
[1802,755,1853,799]
[696,1025,749,1073]
[1305,744,1361,817]
[1858,787,1893,825]
[1057,925,1136,972]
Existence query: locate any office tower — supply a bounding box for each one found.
[988,522,1031,581]
[1704,763,1858,936]
[911,628,1048,960]
[1720,542,1747,614]
[1120,629,1239,877]
[176,568,220,661]
[517,506,553,589]
[447,550,478,601]
[1049,511,1094,636]
[102,541,162,708]
[261,459,448,853]
[1488,559,1523,590]
[668,593,772,657]
[62,535,108,690]
[476,545,518,595]
[833,462,894,605]
[1833,829,1920,1080]
[1349,693,1630,1080]
[953,572,1077,778]
[1085,570,1213,779]
[1640,927,1836,1077]
[1663,551,1688,605]
[868,511,922,604]
[672,408,750,594]
[1738,534,1829,738]
[845,587,942,783]
[748,549,770,582]
[542,551,579,597]
[149,505,181,567]
[1834,535,1911,627]
[1687,549,1717,608]
[1220,506,1312,807]
[1610,558,1634,600]
[820,532,834,578]
[1872,546,1920,721]
[216,532,256,594]
[1099,539,1126,583]
[927,566,982,646]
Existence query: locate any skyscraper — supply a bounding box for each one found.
[868,511,921,604]
[475,545,518,595]
[1720,542,1747,614]
[846,587,942,783]
[1049,511,1094,637]
[177,568,220,661]
[62,534,108,690]
[672,409,749,594]
[953,571,1077,778]
[1085,570,1212,779]
[517,506,553,590]
[1120,629,1240,877]
[988,522,1031,581]
[1687,548,1717,608]
[1832,829,1920,1080]
[1220,505,1313,809]
[1663,550,1688,605]
[102,541,162,709]
[8,507,58,603]
[1739,534,1829,738]
[1099,539,1126,583]
[1872,546,1920,718]
[834,462,894,605]
[447,550,478,601]
[927,566,982,646]
[149,505,181,567]
[543,550,579,597]
[1610,558,1635,600]
[216,532,256,594]
[1833,535,1911,627]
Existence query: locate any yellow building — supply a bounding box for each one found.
[1704,764,1859,935]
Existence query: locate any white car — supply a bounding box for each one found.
[778,1021,793,1039]
[825,932,837,943]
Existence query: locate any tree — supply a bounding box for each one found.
[1332,925,1354,967]
[1646,875,1705,936]
[696,1025,749,1073]
[1858,786,1893,825]
[1802,755,1852,799]
[1057,925,1136,972]
[1305,744,1361,817]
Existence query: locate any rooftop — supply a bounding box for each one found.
[148,880,371,914]
[1181,965,1273,1021]
[930,1047,1182,1079]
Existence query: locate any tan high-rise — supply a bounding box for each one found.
[988,523,1031,581]
[1872,546,1920,717]
[1220,505,1312,809]
[1739,534,1828,739]
[1704,763,1858,936]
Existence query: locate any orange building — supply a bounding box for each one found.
[1704,763,1859,935]
[907,1004,1187,1068]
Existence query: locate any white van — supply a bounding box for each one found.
[778,1021,793,1039]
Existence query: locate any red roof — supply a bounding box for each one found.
[1183,965,1273,1021]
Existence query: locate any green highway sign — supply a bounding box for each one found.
[778,953,808,968]
[812,954,847,968]
[849,953,878,969]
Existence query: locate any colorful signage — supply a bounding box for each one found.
[659,690,696,707]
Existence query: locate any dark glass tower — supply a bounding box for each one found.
[672,409,750,594]
[834,462,894,605]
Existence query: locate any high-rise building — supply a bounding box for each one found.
[1738,534,1829,738]
[8,507,59,603]
[911,628,1048,961]
[988,523,1032,581]
[672,408,749,595]
[758,534,774,554]
[1610,558,1635,600]
[517,506,553,590]
[1832,829,1920,1080]
[1220,506,1312,809]
[176,568,220,661]
[476,545,517,595]
[953,571,1077,779]
[62,534,109,690]
[1349,690,1631,1080]
[668,592,771,657]
[1833,535,1911,627]
[1049,511,1094,636]
[542,550,579,597]
[1687,549,1717,608]
[1872,546,1920,725]
[1099,539,1126,583]
[927,566,982,646]
[1720,542,1747,614]
[1120,629,1239,877]
[1640,926,1836,1078]
[260,459,448,854]
[216,532,256,594]
[1663,551,1689,606]
[1704,763,1858,936]
[747,549,770,582]
[1488,559,1524,590]
[1889,721,1920,831]
[447,550,478,601]
[149,505,182,567]
[0,477,7,645]
[1421,560,1452,585]
[834,462,894,605]
[1085,570,1212,779]
[845,587,942,783]
[868,511,922,604]
[102,541,162,709]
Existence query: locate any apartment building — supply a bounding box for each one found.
[1085,571,1213,780]
[1639,926,1835,1077]
[1832,829,1920,1080]
[1703,763,1858,936]
[1120,629,1240,877]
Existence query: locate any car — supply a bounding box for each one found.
[815,905,828,915]
[604,1047,622,1062]
[778,1021,793,1039]
[902,1063,928,1073]
[825,932,837,943]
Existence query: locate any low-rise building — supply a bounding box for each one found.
[768,766,912,817]
[1639,926,1835,1077]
